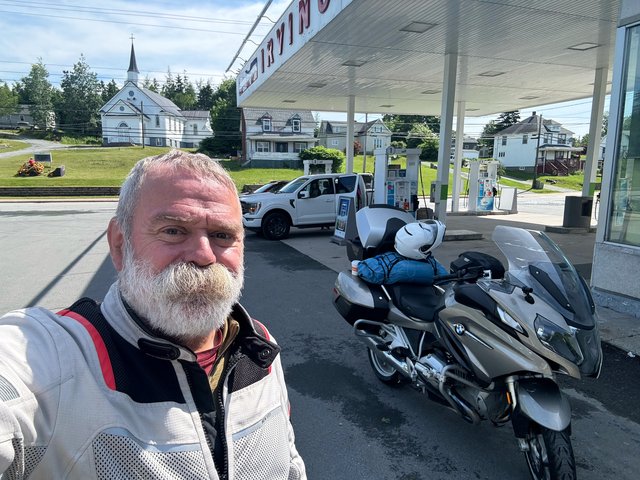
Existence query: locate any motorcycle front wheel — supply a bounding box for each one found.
[367,347,403,386]
[523,423,576,480]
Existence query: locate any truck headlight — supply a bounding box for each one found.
[244,202,261,215]
[534,314,584,365]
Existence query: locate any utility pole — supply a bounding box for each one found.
[533,112,542,188]
[140,101,145,149]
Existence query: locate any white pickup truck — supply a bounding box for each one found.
[240,173,371,240]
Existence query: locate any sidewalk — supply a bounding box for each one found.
[281,207,640,358]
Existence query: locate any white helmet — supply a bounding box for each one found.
[394,220,446,260]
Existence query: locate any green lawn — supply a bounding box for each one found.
[0,143,585,194]
[0,134,29,154]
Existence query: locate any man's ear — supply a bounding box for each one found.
[107,218,125,271]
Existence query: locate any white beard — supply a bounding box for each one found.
[118,250,244,347]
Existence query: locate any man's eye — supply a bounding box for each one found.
[163,228,182,235]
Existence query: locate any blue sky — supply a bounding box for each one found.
[0,0,603,138]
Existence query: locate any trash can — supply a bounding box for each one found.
[562,196,593,228]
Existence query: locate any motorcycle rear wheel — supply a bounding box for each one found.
[367,347,403,386]
[523,423,576,480]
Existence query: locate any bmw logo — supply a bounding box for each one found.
[453,323,466,335]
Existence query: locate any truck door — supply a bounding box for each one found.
[295,178,336,224]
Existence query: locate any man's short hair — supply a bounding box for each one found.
[115,149,238,239]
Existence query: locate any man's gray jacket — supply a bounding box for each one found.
[0,283,306,479]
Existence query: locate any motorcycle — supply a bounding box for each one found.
[332,205,602,480]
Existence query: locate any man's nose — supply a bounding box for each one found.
[186,234,216,267]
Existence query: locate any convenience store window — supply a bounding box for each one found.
[608,24,640,246]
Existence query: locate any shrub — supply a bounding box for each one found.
[299,146,345,173]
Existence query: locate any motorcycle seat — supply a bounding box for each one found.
[387,283,444,322]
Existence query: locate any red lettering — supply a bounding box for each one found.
[267,39,275,67]
[318,0,330,13]
[276,23,285,55]
[298,0,310,34]
[288,13,294,45]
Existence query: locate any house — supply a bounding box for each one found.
[317,118,392,153]
[0,104,55,130]
[240,107,316,167]
[492,112,583,175]
[100,43,212,148]
[451,136,479,161]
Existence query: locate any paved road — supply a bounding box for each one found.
[0,137,71,159]
[0,201,638,479]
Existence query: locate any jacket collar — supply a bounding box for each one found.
[100,283,280,367]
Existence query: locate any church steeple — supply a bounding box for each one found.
[127,37,139,85]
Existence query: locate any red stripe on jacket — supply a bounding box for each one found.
[57,308,116,390]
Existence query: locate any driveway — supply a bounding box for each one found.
[0,136,72,159]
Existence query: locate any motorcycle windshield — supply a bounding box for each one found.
[491,225,595,329]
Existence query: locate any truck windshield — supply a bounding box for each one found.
[277,177,308,194]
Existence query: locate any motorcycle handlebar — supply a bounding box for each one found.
[434,266,486,285]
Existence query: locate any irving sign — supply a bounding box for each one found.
[237,0,341,100]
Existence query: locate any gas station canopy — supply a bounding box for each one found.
[236,0,620,117]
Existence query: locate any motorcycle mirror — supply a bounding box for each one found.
[521,286,535,304]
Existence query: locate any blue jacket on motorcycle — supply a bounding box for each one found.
[357,251,447,285]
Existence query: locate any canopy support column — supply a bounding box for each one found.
[583,67,607,198]
[346,95,356,173]
[452,101,465,212]
[435,52,457,220]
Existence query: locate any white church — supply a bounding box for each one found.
[100,44,213,148]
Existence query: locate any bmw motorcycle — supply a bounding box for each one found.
[332,206,602,480]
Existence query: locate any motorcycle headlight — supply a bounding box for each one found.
[245,202,261,215]
[534,314,584,365]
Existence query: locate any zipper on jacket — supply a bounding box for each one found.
[183,365,219,477]
[215,355,240,480]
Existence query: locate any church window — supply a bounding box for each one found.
[155,115,160,127]
[128,90,135,97]
[119,106,125,111]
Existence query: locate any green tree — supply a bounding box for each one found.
[16,59,53,129]
[57,54,102,135]
[100,79,119,103]
[383,114,440,142]
[197,78,241,156]
[196,80,215,110]
[0,82,18,117]
[142,76,160,92]
[479,111,520,157]
[299,146,345,172]
[405,124,439,161]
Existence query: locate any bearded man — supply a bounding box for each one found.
[0,150,306,480]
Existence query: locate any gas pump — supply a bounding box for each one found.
[468,160,499,212]
[373,147,421,214]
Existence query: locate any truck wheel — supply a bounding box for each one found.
[262,212,290,240]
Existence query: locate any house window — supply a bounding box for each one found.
[331,139,339,146]
[193,124,198,135]
[522,134,528,144]
[155,138,162,146]
[256,141,270,152]
[292,119,301,132]
[293,142,306,153]
[558,133,567,144]
[155,115,160,127]
[20,115,25,121]
[501,136,507,146]
[374,137,383,148]
[262,118,271,132]
[544,133,552,143]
